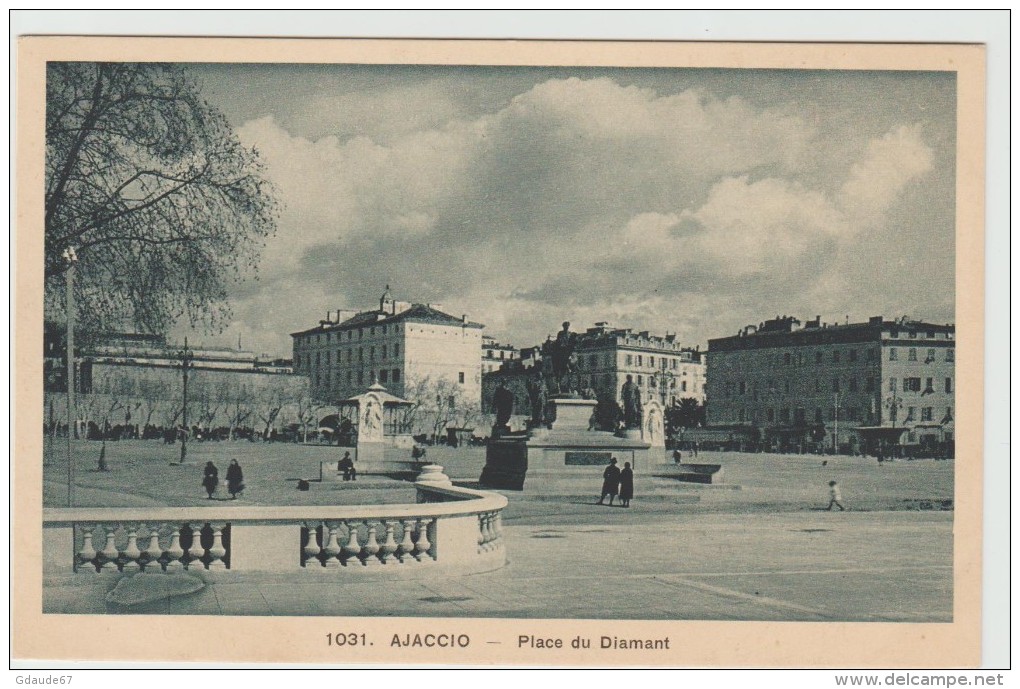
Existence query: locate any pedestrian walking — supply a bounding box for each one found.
[827,480,845,511]
[202,461,219,499]
[226,459,245,499]
[619,462,634,508]
[598,457,621,506]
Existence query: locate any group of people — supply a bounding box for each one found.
[201,459,245,499]
[598,457,634,507]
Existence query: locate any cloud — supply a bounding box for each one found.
[213,75,946,357]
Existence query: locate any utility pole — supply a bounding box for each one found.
[63,248,78,507]
[180,337,191,464]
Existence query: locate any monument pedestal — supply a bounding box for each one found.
[480,398,652,490]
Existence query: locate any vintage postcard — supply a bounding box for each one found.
[14,36,986,667]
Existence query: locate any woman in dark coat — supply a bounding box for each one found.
[619,462,634,508]
[226,459,244,499]
[202,461,219,499]
[598,458,621,506]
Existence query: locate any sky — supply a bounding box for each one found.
[182,64,956,358]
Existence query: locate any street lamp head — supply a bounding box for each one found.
[62,247,78,263]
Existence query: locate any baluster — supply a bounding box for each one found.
[322,523,341,568]
[477,514,486,551]
[379,520,398,564]
[398,519,417,563]
[414,518,433,561]
[187,525,206,570]
[121,525,142,572]
[341,522,361,566]
[486,513,497,549]
[493,513,504,548]
[164,529,185,572]
[142,524,164,572]
[77,525,98,573]
[99,525,120,572]
[360,521,380,566]
[207,524,227,570]
[303,522,321,568]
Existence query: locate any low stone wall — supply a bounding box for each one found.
[43,476,508,579]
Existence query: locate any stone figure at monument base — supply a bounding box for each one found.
[621,374,643,429]
[492,383,515,437]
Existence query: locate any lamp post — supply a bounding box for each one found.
[832,392,840,455]
[63,247,78,507]
[179,337,192,465]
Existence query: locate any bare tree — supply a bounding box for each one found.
[45,62,278,336]
[295,393,321,444]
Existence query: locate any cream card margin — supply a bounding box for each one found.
[13,37,986,667]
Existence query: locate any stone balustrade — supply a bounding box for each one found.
[43,479,507,578]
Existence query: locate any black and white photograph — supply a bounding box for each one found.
[14,26,995,670]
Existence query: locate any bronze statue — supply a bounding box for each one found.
[545,321,578,395]
[492,382,515,431]
[621,374,643,429]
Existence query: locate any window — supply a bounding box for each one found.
[347,371,352,384]
[625,354,633,366]
[357,371,363,385]
[903,377,921,392]
[637,375,644,385]
[381,345,387,360]
[815,352,823,364]
[849,349,857,362]
[315,352,320,366]
[346,350,352,363]
[636,355,643,367]
[738,381,746,395]
[815,408,823,423]
[379,369,388,383]
[767,408,775,422]
[458,371,465,384]
[370,327,375,336]
[358,347,363,362]
[866,377,875,392]
[325,351,330,365]
[945,377,953,393]
[944,407,953,422]
[392,369,400,382]
[358,328,363,339]
[784,353,792,365]
[590,355,597,370]
[794,408,805,424]
[905,407,916,421]
[921,407,933,422]
[866,348,877,362]
[814,378,821,392]
[784,381,791,394]
[649,356,655,368]
[889,348,898,361]
[832,350,840,364]
[394,343,399,358]
[947,348,955,362]
[738,409,745,422]
[649,377,657,388]
[848,379,857,392]
[924,378,934,393]
[832,379,840,392]
[889,377,897,392]
[780,408,790,423]
[908,348,917,361]
[926,348,936,363]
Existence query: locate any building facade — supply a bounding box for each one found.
[291,289,485,411]
[482,322,706,415]
[43,328,307,438]
[481,335,519,375]
[706,315,955,453]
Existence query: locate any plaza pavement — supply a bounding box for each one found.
[45,509,951,621]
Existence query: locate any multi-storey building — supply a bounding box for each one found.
[43,326,306,437]
[481,335,518,374]
[291,288,485,409]
[482,322,706,415]
[706,315,955,454]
